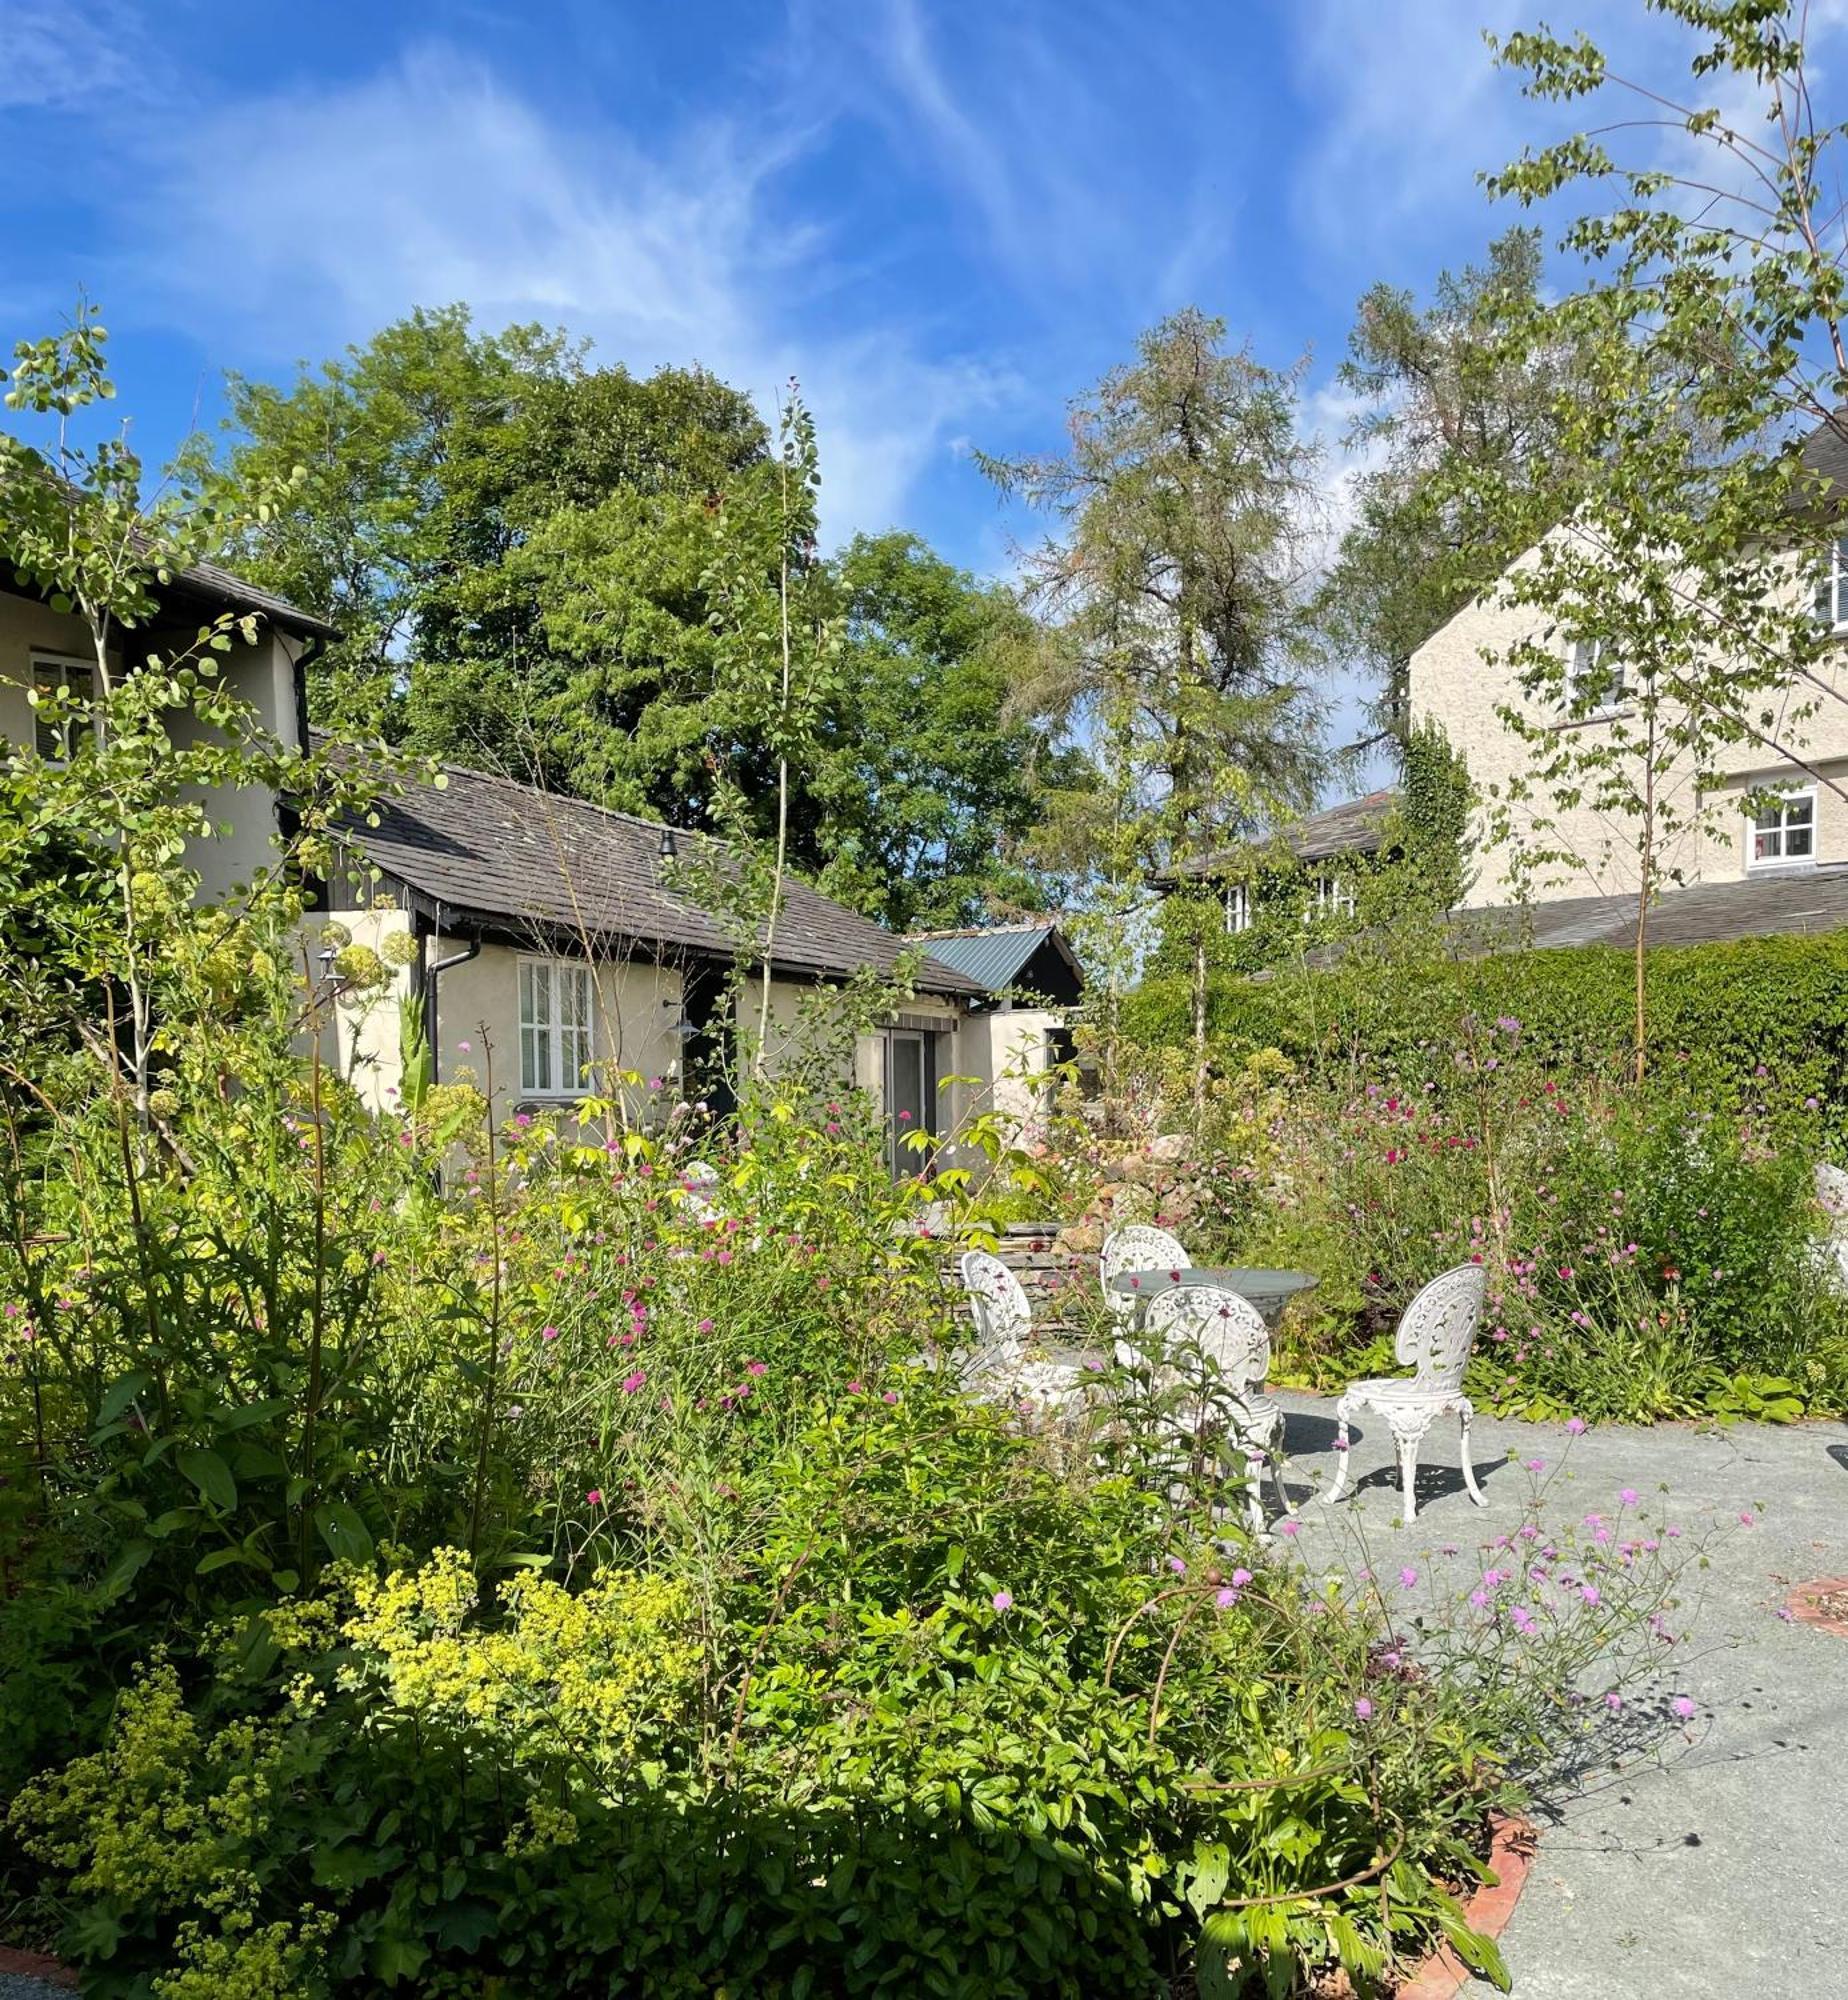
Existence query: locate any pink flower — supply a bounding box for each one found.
[746,1359,768,1377]
[1604,1691,1624,1712]
[1526,1458,1546,1472]
[1215,1587,1239,1608]
[1398,1566,1419,1589]
[846,1378,864,1395]
[1167,1556,1187,1575]
[1277,1519,1301,1538]
[586,1488,604,1507]
[1353,1698,1373,1721]
[1739,1511,1755,1527]
[881,1389,899,1405]
[1619,1488,1639,1507]
[1580,1584,1601,1606]
[1565,1417,1586,1436]
[1230,1567,1253,1589]
[697,1318,715,1333]
[541,1325,559,1342]
[991,1590,1013,1612]
[457,1040,472,1053]
[621,1369,647,1394]
[1671,1695,1696,1719]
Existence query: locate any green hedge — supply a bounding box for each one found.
[1122,930,1848,1109]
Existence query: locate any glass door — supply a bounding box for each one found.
[886,1030,929,1173]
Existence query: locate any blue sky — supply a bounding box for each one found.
[0,0,1763,778]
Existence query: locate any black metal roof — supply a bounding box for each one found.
[331,747,983,997]
[908,920,1085,996]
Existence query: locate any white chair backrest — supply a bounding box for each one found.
[1817,1162,1848,1220]
[1146,1283,1269,1390]
[1393,1264,1487,1391]
[1100,1224,1190,1322]
[959,1249,1031,1365]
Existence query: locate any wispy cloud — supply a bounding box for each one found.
[118,41,1010,540]
[0,1,151,111]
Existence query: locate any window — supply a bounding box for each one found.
[518,958,594,1097]
[1564,637,1625,716]
[1223,882,1251,934]
[1313,873,1356,920]
[1747,789,1816,870]
[1815,538,1848,632]
[31,654,95,762]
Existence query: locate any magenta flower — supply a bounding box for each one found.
[1604,1691,1624,1712]
[1619,1488,1639,1507]
[1230,1567,1253,1589]
[1167,1556,1187,1575]
[1565,1417,1586,1435]
[1739,1511,1756,1527]
[1277,1519,1301,1538]
[1581,1584,1601,1606]
[882,1389,899,1404]
[1353,1697,1374,1721]
[746,1359,768,1377]
[586,1488,604,1507]
[991,1590,1013,1612]
[1398,1566,1418,1589]
[697,1318,715,1333]
[1215,1587,1239,1609]
[1526,1458,1546,1472]
[1671,1695,1696,1719]
[621,1369,646,1394]
[541,1325,559,1342]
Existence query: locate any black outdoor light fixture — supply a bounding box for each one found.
[658,825,677,862]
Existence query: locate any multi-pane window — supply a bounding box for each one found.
[1564,637,1625,715]
[1313,873,1356,920]
[1814,539,1848,631]
[1747,790,1816,870]
[31,655,95,762]
[518,958,594,1096]
[1223,882,1251,934]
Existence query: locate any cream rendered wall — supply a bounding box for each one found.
[951,1007,1058,1143]
[1409,545,1848,906]
[319,908,417,1115]
[0,592,306,903]
[432,938,685,1127]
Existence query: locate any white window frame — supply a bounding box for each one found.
[1564,636,1625,718]
[29,652,97,763]
[1746,787,1817,872]
[1815,538,1848,633]
[1312,872,1356,921]
[518,956,596,1099]
[1223,882,1251,934]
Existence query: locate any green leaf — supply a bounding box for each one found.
[93,1538,153,1604]
[1184,1840,1231,1919]
[94,1369,153,1428]
[314,1501,374,1563]
[196,1546,254,1576]
[177,1446,238,1513]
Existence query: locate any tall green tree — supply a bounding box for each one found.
[1462,0,1848,1077]
[983,308,1330,1113]
[1319,228,1590,746]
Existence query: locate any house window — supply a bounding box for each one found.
[1223,883,1251,934]
[1747,789,1816,870]
[1564,637,1625,716]
[1313,873,1356,920]
[31,654,95,762]
[1814,538,1848,632]
[518,958,595,1097]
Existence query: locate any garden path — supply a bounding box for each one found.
[1271,1391,1848,1998]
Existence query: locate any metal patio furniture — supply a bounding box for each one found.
[1323,1263,1488,1526]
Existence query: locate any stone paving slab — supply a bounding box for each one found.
[1268,1391,1848,1998]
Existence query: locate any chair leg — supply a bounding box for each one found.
[1324,1398,1355,1505]
[1243,1452,1266,1538]
[1458,1400,1486,1507]
[1270,1450,1295,1517]
[1396,1431,1420,1526]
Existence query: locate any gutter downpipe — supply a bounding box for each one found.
[423,914,481,1086]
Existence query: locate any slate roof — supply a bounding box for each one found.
[162,558,341,641]
[330,748,983,997]
[1174,789,1400,879]
[909,919,1085,995]
[1455,865,1848,951]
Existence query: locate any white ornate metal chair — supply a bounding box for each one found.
[1100,1224,1191,1348]
[958,1249,1080,1411]
[1143,1284,1292,1535]
[1815,1164,1848,1294]
[1324,1264,1487,1525]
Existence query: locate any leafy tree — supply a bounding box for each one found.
[1462,0,1848,1076]
[1319,228,1590,746]
[983,307,1331,1114]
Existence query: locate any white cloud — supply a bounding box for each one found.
[0,1,150,111]
[121,43,1010,541]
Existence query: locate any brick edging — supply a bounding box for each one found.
[0,1944,78,1989]
[1786,1576,1848,1637]
[1395,1813,1537,2000]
